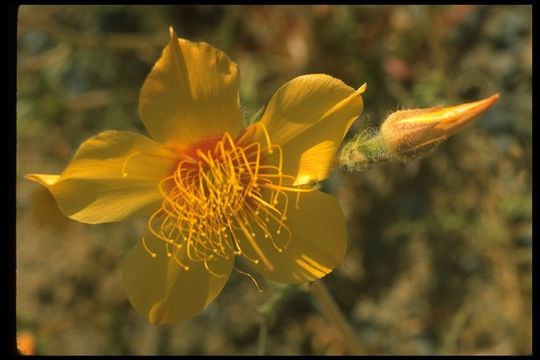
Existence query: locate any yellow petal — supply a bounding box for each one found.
[26,131,177,224]
[256,75,364,185]
[240,190,347,284]
[122,233,233,325]
[139,27,243,147]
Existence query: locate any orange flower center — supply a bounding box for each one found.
[144,125,312,275]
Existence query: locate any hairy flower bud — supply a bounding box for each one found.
[380,94,500,156]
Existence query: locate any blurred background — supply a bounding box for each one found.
[16,5,531,355]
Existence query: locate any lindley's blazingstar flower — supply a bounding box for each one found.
[26,27,365,325]
[380,94,500,156]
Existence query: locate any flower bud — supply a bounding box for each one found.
[380,94,500,156]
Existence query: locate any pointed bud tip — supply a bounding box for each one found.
[454,92,500,122]
[483,93,500,106]
[474,93,500,109]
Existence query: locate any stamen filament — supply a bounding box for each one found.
[144,129,308,276]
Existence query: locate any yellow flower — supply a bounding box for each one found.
[380,94,500,155]
[26,27,364,325]
[17,331,35,355]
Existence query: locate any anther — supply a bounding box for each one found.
[142,236,157,258]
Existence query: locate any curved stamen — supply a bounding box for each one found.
[143,129,310,276]
[234,266,263,293]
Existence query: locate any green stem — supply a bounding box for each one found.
[257,283,294,355]
[339,130,395,171]
[310,281,362,354]
[155,326,170,355]
[257,318,268,355]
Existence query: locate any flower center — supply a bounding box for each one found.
[144,125,312,276]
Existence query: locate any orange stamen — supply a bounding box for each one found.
[142,128,313,276]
